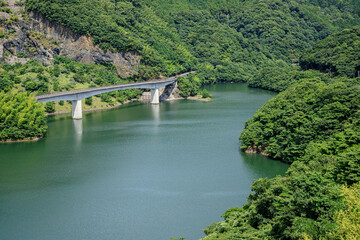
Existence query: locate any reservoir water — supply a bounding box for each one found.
[0,84,288,240]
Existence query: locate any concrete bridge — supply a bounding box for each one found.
[36,72,192,119]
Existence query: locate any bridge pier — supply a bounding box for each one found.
[36,73,195,120]
[72,100,82,119]
[151,88,159,104]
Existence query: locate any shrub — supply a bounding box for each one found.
[201,89,212,98]
[85,96,92,106]
[0,92,47,141]
[44,102,55,113]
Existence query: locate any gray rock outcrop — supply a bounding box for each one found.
[0,3,140,78]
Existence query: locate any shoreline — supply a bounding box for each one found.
[243,146,291,165]
[0,136,43,143]
[187,96,212,102]
[46,99,139,116]
[1,95,212,143]
[47,96,212,116]
[244,149,270,157]
[244,146,270,157]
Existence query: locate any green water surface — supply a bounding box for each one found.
[0,84,288,240]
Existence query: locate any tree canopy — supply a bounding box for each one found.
[24,0,360,85]
[0,91,47,141]
[300,26,360,78]
[4,1,360,238]
[203,26,360,239]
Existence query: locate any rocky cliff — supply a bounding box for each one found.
[0,0,140,78]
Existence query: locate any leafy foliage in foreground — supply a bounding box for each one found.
[329,182,360,240]
[0,91,47,141]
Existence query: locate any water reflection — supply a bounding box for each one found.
[73,119,83,146]
[151,104,160,132]
[0,84,287,240]
[239,150,289,178]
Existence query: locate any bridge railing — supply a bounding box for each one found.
[36,71,194,119]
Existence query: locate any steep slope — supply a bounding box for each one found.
[202,26,360,240]
[24,0,360,85]
[248,25,360,92]
[300,25,360,78]
[25,0,197,78]
[0,0,142,78]
[1,0,360,237]
[146,0,360,86]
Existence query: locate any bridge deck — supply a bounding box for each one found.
[36,72,193,100]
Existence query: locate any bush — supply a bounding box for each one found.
[24,80,38,91]
[85,96,92,106]
[100,93,114,105]
[0,92,47,141]
[73,73,85,83]
[44,102,55,113]
[177,75,201,97]
[0,77,13,92]
[201,89,212,98]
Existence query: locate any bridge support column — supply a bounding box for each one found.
[72,100,82,119]
[151,88,159,104]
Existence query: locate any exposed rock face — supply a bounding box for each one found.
[28,12,140,77]
[0,4,140,78]
[1,23,55,65]
[244,146,270,157]
[160,82,181,101]
[7,0,23,13]
[140,83,182,102]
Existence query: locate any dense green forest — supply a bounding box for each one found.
[202,27,360,239]
[146,0,360,91]
[0,56,145,113]
[204,76,360,239]
[241,78,360,163]
[247,25,360,92]
[25,0,198,79]
[0,91,47,141]
[21,0,360,98]
[25,0,360,87]
[2,0,360,238]
[300,26,360,78]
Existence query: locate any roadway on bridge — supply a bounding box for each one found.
[35,72,193,102]
[35,71,194,119]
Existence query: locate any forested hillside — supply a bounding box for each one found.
[25,0,360,85]
[204,77,360,239]
[203,22,360,240]
[2,0,360,238]
[25,0,197,78]
[0,56,144,112]
[248,25,360,92]
[300,26,360,78]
